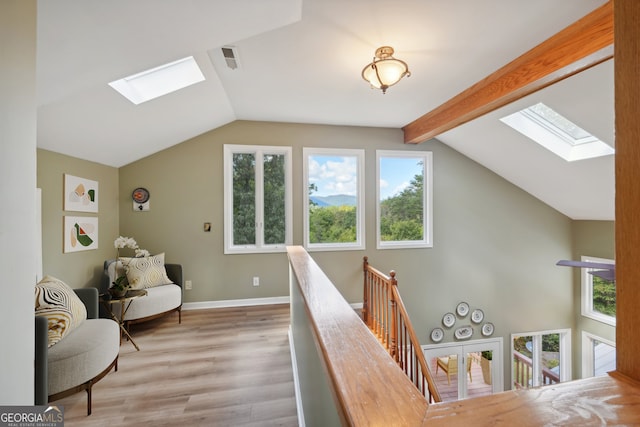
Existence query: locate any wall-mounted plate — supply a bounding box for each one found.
[431,327,444,343]
[456,301,470,317]
[454,325,473,340]
[442,312,456,328]
[482,322,495,337]
[471,309,484,324]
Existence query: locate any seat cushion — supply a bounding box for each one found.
[113,284,181,321]
[47,318,119,395]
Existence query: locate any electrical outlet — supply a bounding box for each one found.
[253,276,259,287]
[185,280,192,290]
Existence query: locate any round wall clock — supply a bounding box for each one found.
[431,327,444,343]
[132,187,150,204]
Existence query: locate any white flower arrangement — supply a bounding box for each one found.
[111,236,149,295]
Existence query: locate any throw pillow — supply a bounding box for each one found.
[35,276,88,348]
[121,252,173,290]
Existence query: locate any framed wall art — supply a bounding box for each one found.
[64,216,98,253]
[64,174,98,212]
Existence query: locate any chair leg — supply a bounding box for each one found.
[86,383,92,416]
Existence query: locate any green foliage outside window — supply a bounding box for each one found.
[232,153,255,245]
[380,172,424,241]
[593,276,616,316]
[308,205,356,244]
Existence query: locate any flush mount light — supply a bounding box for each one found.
[362,46,410,94]
[109,56,205,105]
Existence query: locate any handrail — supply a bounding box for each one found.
[513,351,560,389]
[363,256,442,403]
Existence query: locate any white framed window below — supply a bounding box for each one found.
[581,255,616,326]
[303,147,365,251]
[581,331,616,379]
[376,150,433,249]
[511,329,571,390]
[223,144,292,254]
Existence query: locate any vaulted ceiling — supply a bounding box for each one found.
[36,0,613,220]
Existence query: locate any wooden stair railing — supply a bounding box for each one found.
[363,256,442,403]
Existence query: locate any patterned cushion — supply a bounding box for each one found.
[121,253,173,290]
[35,276,87,348]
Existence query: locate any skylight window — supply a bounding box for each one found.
[500,102,614,161]
[109,56,205,105]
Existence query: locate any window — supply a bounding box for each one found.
[511,329,571,389]
[303,148,364,251]
[223,145,292,254]
[581,331,616,378]
[581,256,616,326]
[376,150,433,249]
[500,102,614,161]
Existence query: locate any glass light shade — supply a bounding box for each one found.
[361,47,410,94]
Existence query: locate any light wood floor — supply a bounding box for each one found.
[55,304,299,426]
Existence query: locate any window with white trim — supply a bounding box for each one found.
[581,331,616,378]
[581,256,616,326]
[303,148,365,251]
[223,145,292,254]
[376,150,433,249]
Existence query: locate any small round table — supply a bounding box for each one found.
[100,289,147,351]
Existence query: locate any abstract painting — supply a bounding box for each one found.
[64,174,98,212]
[64,216,98,253]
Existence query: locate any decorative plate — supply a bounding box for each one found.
[471,309,484,324]
[454,325,473,340]
[132,187,150,204]
[431,327,444,343]
[442,312,456,328]
[456,301,470,317]
[481,322,495,337]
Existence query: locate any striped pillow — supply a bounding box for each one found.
[35,276,87,347]
[121,252,173,290]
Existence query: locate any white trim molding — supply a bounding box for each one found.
[182,296,290,310]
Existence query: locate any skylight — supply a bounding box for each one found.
[109,56,205,105]
[500,102,614,161]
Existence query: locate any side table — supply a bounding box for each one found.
[100,289,147,351]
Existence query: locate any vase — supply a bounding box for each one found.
[110,287,127,298]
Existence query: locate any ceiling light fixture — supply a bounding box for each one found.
[362,46,410,94]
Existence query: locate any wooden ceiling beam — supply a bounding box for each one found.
[403,1,613,144]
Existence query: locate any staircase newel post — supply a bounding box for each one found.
[389,270,398,362]
[363,256,369,326]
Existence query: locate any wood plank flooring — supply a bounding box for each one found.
[55,304,299,426]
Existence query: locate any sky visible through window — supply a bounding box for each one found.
[308,155,358,197]
[379,157,423,200]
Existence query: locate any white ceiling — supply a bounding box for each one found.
[36,0,613,220]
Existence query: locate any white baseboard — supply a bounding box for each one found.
[288,327,305,427]
[182,296,290,310]
[350,302,363,310]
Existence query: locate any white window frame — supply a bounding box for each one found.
[223,144,292,254]
[303,147,365,251]
[581,255,616,326]
[510,329,571,390]
[581,331,616,379]
[376,150,433,249]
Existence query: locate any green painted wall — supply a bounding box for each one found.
[37,149,119,289]
[116,120,575,390]
[571,220,615,379]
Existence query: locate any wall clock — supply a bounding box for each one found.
[132,187,150,211]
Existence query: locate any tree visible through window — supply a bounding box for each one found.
[303,148,364,251]
[581,256,615,326]
[377,150,432,249]
[224,145,292,254]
